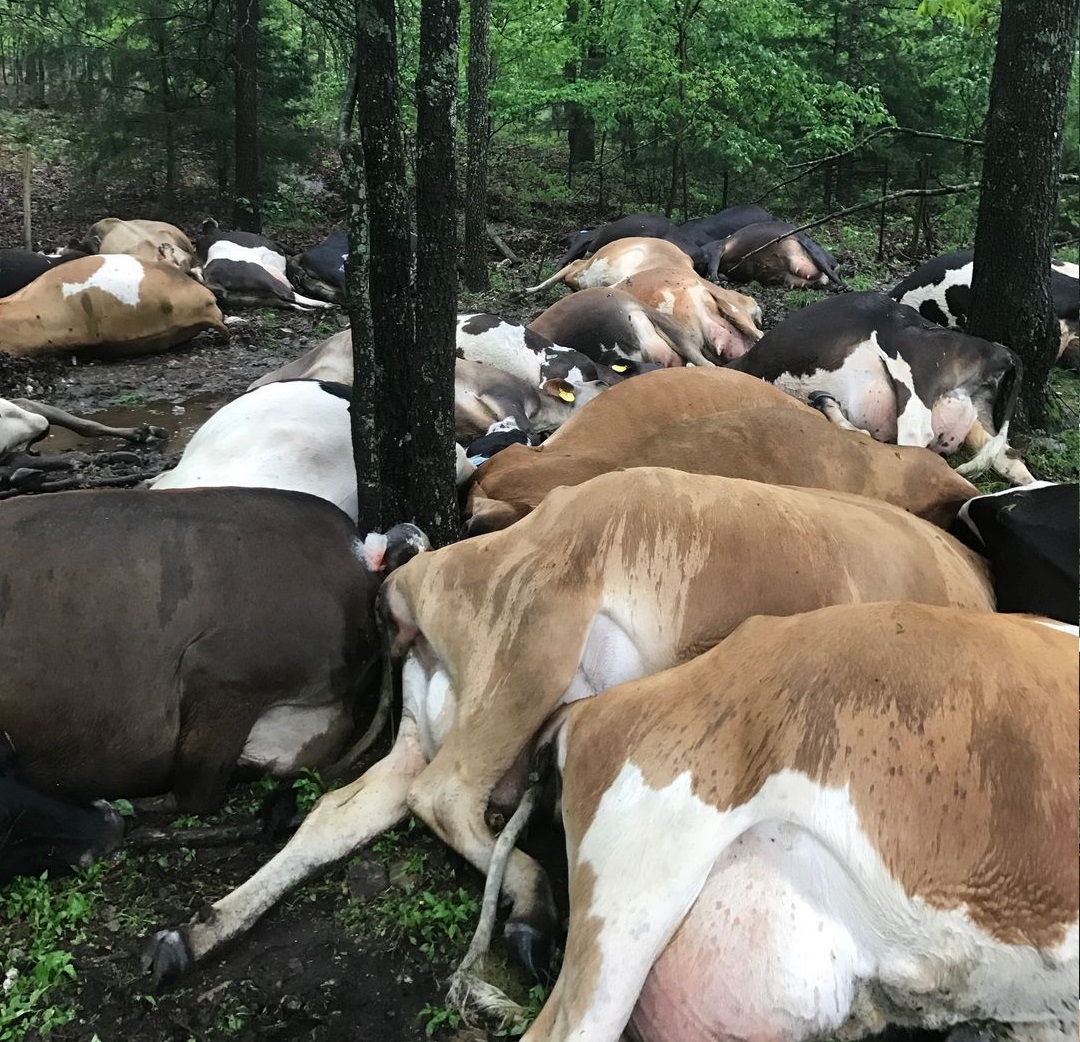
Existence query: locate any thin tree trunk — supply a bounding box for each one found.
[233,0,261,231]
[462,0,491,292]
[967,0,1079,430]
[414,0,461,546]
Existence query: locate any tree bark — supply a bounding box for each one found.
[414,0,461,546]
[233,0,261,231]
[564,0,595,183]
[968,0,1079,430]
[463,0,491,292]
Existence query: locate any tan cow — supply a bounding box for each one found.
[614,265,763,362]
[84,218,196,273]
[526,603,1078,1042]
[142,468,994,985]
[0,255,226,358]
[525,237,694,294]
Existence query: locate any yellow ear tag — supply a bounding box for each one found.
[611,363,628,373]
[558,388,576,402]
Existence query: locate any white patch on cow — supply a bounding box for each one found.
[1035,619,1079,639]
[560,613,647,706]
[356,532,388,571]
[206,239,287,275]
[875,338,935,448]
[60,254,145,307]
[1051,260,1079,280]
[0,399,49,455]
[150,382,358,521]
[579,257,613,289]
[896,259,973,325]
[239,700,351,773]
[224,315,248,325]
[655,290,676,315]
[401,645,457,762]
[566,764,1078,1041]
[455,442,475,486]
[457,315,543,386]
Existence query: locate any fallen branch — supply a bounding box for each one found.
[126,814,304,850]
[487,228,519,263]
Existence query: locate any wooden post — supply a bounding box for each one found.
[877,162,888,262]
[22,147,32,249]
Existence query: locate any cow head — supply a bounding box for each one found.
[1057,319,1079,369]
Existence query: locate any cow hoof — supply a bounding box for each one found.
[504,920,552,983]
[807,390,838,411]
[140,928,193,989]
[143,425,168,442]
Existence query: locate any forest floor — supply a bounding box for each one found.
[1,147,1078,1042]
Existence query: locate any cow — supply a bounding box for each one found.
[249,329,353,388]
[676,204,773,247]
[556,214,685,269]
[194,221,333,310]
[526,237,693,294]
[694,219,846,287]
[613,266,763,363]
[0,255,228,358]
[0,487,427,880]
[528,288,705,368]
[1,733,127,885]
[951,481,1079,624]
[141,468,993,986]
[0,248,87,298]
[728,292,1035,484]
[523,602,1078,1042]
[1,397,165,458]
[464,374,979,535]
[890,249,1080,365]
[81,218,196,273]
[287,227,348,304]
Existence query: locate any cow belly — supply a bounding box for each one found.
[239,701,351,773]
[562,613,648,705]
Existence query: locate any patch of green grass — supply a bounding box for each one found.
[111,391,147,407]
[785,289,829,309]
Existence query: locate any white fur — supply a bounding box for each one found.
[206,240,288,277]
[61,254,145,307]
[0,399,48,455]
[1051,261,1079,280]
[239,701,351,772]
[458,315,544,386]
[876,343,935,447]
[896,259,973,325]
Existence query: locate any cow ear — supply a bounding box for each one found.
[542,379,576,403]
[201,217,219,234]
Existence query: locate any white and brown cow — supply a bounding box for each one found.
[525,237,694,294]
[526,602,1078,1042]
[729,291,1035,484]
[82,217,197,273]
[142,468,993,985]
[0,255,227,358]
[614,266,763,362]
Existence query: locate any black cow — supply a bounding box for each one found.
[0,248,86,299]
[728,291,1034,484]
[287,228,348,304]
[890,250,1079,365]
[557,213,685,268]
[950,482,1079,625]
[0,488,425,881]
[677,204,773,247]
[1,733,126,884]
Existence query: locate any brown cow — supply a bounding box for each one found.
[143,468,993,985]
[525,237,694,294]
[83,217,196,273]
[614,266,763,362]
[525,603,1078,1042]
[0,255,226,358]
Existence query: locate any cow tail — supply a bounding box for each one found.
[796,234,849,291]
[992,347,1024,434]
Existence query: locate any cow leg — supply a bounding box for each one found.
[141,718,426,987]
[807,392,870,435]
[956,420,1035,485]
[12,399,166,443]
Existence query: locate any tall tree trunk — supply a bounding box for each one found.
[233,0,261,231]
[345,0,416,535]
[462,0,491,292]
[968,0,1078,430]
[413,0,461,546]
[564,0,595,184]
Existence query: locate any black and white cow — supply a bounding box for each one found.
[950,481,1079,625]
[728,291,1035,484]
[890,250,1079,365]
[194,220,333,310]
[287,228,348,304]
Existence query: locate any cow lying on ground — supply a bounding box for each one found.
[0,255,227,358]
[195,220,332,310]
[613,266,763,362]
[464,390,980,529]
[0,487,426,879]
[142,468,993,985]
[287,227,348,304]
[729,291,1035,484]
[951,481,1079,624]
[1,397,165,457]
[890,249,1080,365]
[0,247,85,298]
[556,214,689,268]
[676,204,773,247]
[529,288,706,367]
[1,733,126,885]
[526,237,693,294]
[81,217,196,273]
[524,602,1078,1042]
[695,219,846,287]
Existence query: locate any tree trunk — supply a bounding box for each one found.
[462,0,491,292]
[564,0,595,183]
[345,0,416,536]
[967,0,1078,430]
[233,0,261,231]
[413,0,461,546]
